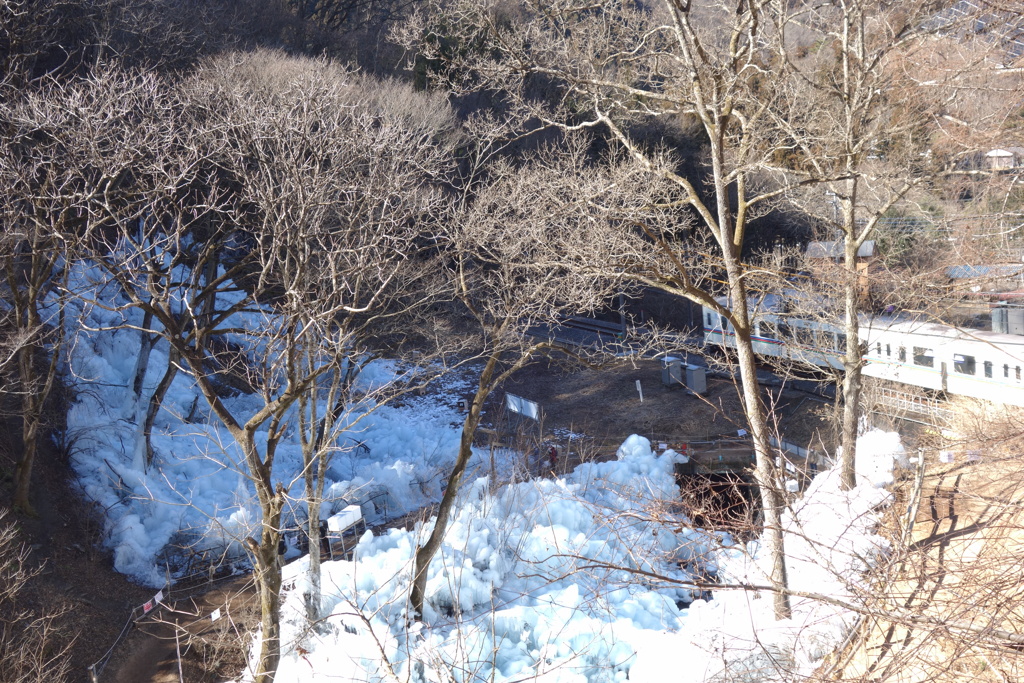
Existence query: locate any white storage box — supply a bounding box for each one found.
[327,504,363,533]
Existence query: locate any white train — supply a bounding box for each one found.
[701,302,1024,407]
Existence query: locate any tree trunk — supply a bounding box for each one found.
[840,223,862,491]
[179,349,288,683]
[143,346,180,468]
[129,311,156,470]
[12,290,60,515]
[199,250,219,332]
[131,310,155,403]
[730,296,792,620]
[249,456,285,683]
[13,335,61,515]
[711,116,792,619]
[13,347,41,515]
[410,353,497,620]
[252,533,284,683]
[302,367,351,631]
[304,492,322,629]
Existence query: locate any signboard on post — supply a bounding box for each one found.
[505,393,541,421]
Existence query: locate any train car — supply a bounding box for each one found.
[701,301,846,370]
[861,317,1024,407]
[701,302,1024,407]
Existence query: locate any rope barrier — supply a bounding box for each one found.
[87,612,135,682]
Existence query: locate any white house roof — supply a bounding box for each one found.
[986,147,1024,157]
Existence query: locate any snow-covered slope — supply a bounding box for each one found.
[64,264,900,681]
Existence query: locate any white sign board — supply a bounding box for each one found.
[505,393,541,421]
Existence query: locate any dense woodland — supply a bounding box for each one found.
[2,1,1024,682]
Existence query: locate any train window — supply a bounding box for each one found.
[1006,364,1011,378]
[898,346,906,362]
[720,315,728,331]
[984,361,993,378]
[760,321,778,340]
[778,322,792,339]
[795,326,816,347]
[953,354,976,375]
[706,312,713,328]
[875,342,882,356]
[837,333,847,351]
[913,347,934,368]
[1017,366,1021,382]
[886,344,891,357]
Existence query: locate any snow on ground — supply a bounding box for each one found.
[268,432,895,683]
[64,263,902,681]
[63,264,474,585]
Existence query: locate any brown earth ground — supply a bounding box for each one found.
[1,416,155,683]
[2,356,840,683]
[825,400,1024,683]
[481,356,838,473]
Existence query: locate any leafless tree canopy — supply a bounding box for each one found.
[0,510,72,683]
[0,49,463,682]
[1,0,1024,679]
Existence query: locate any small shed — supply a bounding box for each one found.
[944,264,1024,294]
[985,147,1024,171]
[805,240,879,302]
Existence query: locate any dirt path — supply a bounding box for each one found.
[493,357,750,445]
[110,577,257,683]
[2,433,154,683]
[104,524,389,682]
[486,356,835,457]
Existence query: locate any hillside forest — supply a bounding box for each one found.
[2,1,1024,682]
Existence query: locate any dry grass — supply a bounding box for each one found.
[827,401,1024,683]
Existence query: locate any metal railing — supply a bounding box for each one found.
[874,386,953,426]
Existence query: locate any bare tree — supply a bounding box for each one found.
[0,72,112,513]
[0,230,66,517]
[0,510,73,683]
[154,52,454,682]
[0,0,65,84]
[401,0,809,619]
[3,66,210,480]
[769,0,1024,490]
[0,53,447,682]
[285,0,421,32]
[2,52,457,682]
[409,133,674,620]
